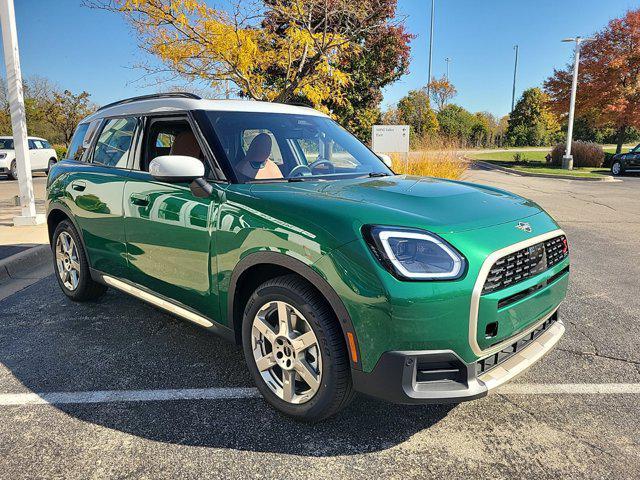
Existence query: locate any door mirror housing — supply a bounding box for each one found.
[376,153,392,168]
[149,155,205,183]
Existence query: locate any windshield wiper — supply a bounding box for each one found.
[368,172,390,177]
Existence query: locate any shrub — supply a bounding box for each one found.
[53,144,67,159]
[391,151,469,179]
[550,141,604,167]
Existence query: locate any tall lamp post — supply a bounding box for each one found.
[0,0,43,225]
[561,36,593,170]
[511,45,519,112]
[444,57,451,80]
[426,0,435,95]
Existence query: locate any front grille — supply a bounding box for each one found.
[476,314,557,376]
[482,235,568,295]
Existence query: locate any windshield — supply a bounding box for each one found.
[204,111,392,182]
[0,139,14,150]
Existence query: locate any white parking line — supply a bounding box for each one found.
[497,383,640,395]
[0,387,260,406]
[0,384,638,407]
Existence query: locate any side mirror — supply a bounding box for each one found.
[149,155,213,198]
[149,155,205,182]
[376,153,392,168]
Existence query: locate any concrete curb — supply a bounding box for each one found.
[471,160,620,182]
[0,244,51,285]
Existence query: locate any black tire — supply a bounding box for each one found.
[611,160,625,176]
[8,160,17,180]
[242,274,354,422]
[52,220,107,302]
[46,158,56,175]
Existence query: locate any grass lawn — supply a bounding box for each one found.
[471,151,549,162]
[508,165,610,178]
[469,150,610,178]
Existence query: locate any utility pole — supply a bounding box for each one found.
[511,45,519,112]
[426,0,435,95]
[0,0,43,226]
[444,57,451,80]
[561,36,593,170]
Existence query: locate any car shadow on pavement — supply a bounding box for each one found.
[1,275,453,456]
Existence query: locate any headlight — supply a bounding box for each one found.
[0,153,6,159]
[364,226,466,280]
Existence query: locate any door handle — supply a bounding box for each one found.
[129,193,150,207]
[71,181,86,192]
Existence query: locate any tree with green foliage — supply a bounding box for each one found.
[506,88,560,146]
[396,89,438,144]
[45,90,96,146]
[436,104,477,143]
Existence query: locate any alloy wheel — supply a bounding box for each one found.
[251,300,322,404]
[612,162,621,175]
[55,231,81,291]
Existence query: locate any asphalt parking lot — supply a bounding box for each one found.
[1,171,639,479]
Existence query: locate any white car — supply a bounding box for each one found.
[0,136,58,179]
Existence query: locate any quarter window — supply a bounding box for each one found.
[67,122,96,161]
[92,117,138,168]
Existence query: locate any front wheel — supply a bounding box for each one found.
[611,160,625,176]
[242,274,354,422]
[52,220,107,302]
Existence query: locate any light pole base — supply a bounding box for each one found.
[562,155,574,170]
[13,214,46,226]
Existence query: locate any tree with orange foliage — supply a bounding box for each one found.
[544,9,640,153]
[427,76,457,111]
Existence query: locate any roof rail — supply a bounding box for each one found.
[97,92,202,112]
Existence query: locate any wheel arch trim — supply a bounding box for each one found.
[228,251,362,370]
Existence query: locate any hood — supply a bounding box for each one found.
[250,175,544,234]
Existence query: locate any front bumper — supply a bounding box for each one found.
[352,310,564,404]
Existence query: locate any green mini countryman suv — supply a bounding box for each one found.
[47,93,569,421]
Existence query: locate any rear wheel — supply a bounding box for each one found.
[46,158,56,175]
[611,160,625,176]
[52,220,107,301]
[8,160,17,180]
[242,274,354,422]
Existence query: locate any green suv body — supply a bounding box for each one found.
[47,93,569,420]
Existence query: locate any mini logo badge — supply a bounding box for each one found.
[516,222,532,233]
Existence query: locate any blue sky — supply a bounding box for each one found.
[2,0,639,117]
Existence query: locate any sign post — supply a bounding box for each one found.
[372,125,410,169]
[0,0,44,226]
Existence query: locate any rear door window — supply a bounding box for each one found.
[92,117,138,168]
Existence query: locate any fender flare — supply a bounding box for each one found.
[46,202,87,253]
[228,251,362,369]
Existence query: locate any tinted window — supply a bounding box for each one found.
[28,140,36,149]
[0,139,14,149]
[92,117,137,168]
[33,140,45,149]
[41,140,52,149]
[66,123,90,161]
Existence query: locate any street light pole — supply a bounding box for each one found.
[426,0,435,95]
[562,36,593,170]
[511,45,519,112]
[0,0,43,225]
[444,57,451,80]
